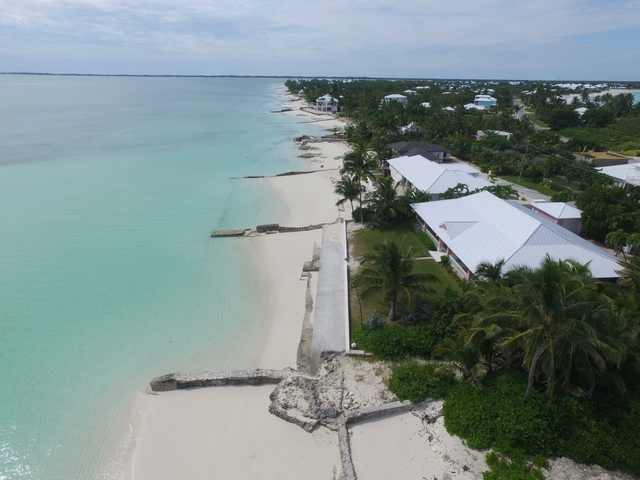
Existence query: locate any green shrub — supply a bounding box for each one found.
[416,231,436,250]
[483,452,547,480]
[442,369,640,475]
[363,310,385,330]
[443,370,558,457]
[353,325,436,360]
[389,362,457,403]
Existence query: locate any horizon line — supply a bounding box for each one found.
[1,72,639,84]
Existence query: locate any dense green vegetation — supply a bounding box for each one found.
[287,78,640,243]
[286,79,640,477]
[388,362,457,402]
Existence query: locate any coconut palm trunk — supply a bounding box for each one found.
[525,347,543,401]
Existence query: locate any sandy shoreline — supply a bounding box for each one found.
[123,91,349,480]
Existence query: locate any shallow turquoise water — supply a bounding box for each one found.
[0,76,312,479]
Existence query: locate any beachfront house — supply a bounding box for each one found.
[474,95,497,108]
[527,201,583,235]
[389,141,452,163]
[412,191,621,280]
[597,163,640,188]
[383,94,408,105]
[388,155,490,200]
[464,103,485,111]
[316,94,340,112]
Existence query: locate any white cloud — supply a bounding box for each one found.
[1,0,640,77]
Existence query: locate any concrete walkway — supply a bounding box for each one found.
[311,222,348,365]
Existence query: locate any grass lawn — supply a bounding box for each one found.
[350,222,432,258]
[349,223,462,332]
[501,175,556,197]
[525,111,548,128]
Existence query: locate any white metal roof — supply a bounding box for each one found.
[464,103,485,110]
[531,202,582,219]
[598,164,640,182]
[385,94,407,99]
[412,191,621,279]
[388,155,489,194]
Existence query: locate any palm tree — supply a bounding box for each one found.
[475,257,626,400]
[334,175,363,213]
[351,240,435,322]
[366,176,406,221]
[605,229,629,257]
[340,139,377,223]
[474,260,506,283]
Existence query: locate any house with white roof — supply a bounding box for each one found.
[527,202,583,235]
[389,141,452,163]
[412,191,620,280]
[598,163,640,187]
[443,106,456,112]
[316,94,339,112]
[575,107,588,117]
[421,102,431,108]
[474,95,497,108]
[404,90,417,96]
[464,103,485,111]
[388,155,490,200]
[383,94,408,105]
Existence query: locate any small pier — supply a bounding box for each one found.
[210,229,248,238]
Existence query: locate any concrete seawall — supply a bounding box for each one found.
[150,369,289,391]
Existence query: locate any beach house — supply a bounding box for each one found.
[383,94,408,105]
[527,201,583,235]
[597,163,640,187]
[464,103,485,111]
[388,155,490,200]
[316,94,339,112]
[389,141,452,162]
[474,95,497,108]
[412,191,621,280]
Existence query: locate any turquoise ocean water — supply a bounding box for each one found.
[0,76,315,479]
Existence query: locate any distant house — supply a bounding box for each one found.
[464,103,485,111]
[388,155,490,200]
[389,141,452,162]
[412,191,621,280]
[400,122,422,134]
[486,88,496,95]
[527,202,583,235]
[316,94,339,112]
[474,95,497,108]
[421,102,432,108]
[383,94,408,105]
[477,130,512,141]
[574,151,630,167]
[575,107,588,117]
[443,106,456,112]
[597,163,640,187]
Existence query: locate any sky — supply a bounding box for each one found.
[1,0,640,80]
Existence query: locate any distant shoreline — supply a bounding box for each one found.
[2,72,640,83]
